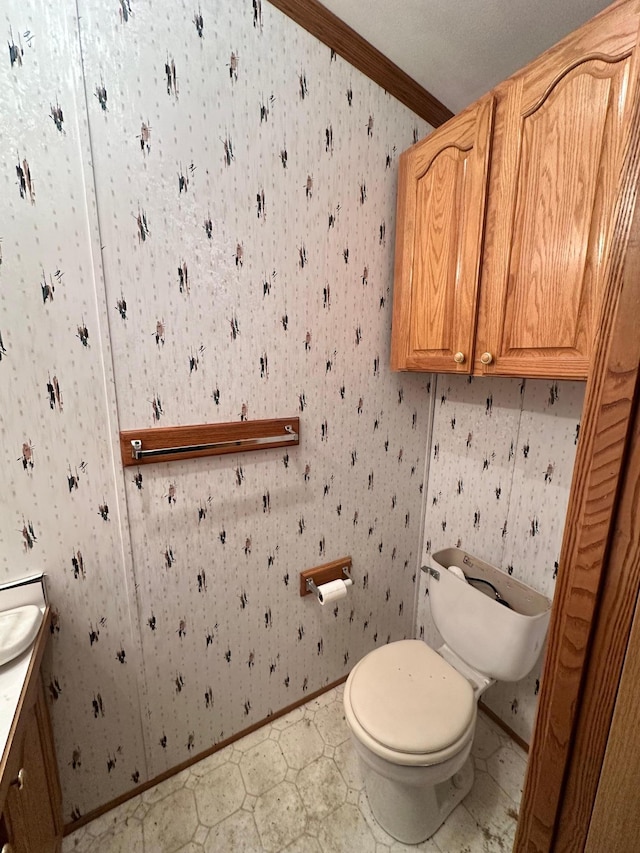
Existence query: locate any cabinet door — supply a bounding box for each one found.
[390,96,494,372]
[4,682,62,853]
[475,1,639,378]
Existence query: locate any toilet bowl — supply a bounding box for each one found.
[343,547,551,844]
[344,639,485,843]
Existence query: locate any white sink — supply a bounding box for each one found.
[0,605,43,667]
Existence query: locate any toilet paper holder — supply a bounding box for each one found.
[305,566,352,600]
[300,556,353,598]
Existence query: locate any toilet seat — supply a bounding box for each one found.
[344,640,476,767]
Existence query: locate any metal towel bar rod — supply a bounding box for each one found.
[131,426,298,460]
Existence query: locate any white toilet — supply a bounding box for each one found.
[343,547,551,844]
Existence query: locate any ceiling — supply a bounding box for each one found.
[320,0,613,115]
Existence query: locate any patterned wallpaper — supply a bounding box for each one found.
[1,0,586,824]
[0,0,148,821]
[1,0,431,821]
[416,375,584,742]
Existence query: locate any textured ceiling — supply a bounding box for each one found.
[320,0,613,114]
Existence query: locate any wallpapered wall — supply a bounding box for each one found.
[81,0,434,789]
[0,0,148,821]
[1,0,585,825]
[416,375,584,742]
[1,0,431,821]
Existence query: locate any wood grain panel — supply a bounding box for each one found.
[390,96,494,372]
[514,0,638,116]
[0,609,62,852]
[558,381,640,851]
[410,148,464,352]
[585,522,640,851]
[119,418,299,467]
[514,21,640,848]
[0,609,52,812]
[5,684,61,852]
[505,68,612,351]
[475,0,637,380]
[477,54,630,378]
[266,0,453,127]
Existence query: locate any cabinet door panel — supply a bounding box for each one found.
[411,147,465,354]
[506,65,615,352]
[476,5,636,378]
[391,96,494,372]
[4,683,61,853]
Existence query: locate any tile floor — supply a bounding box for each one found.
[62,685,526,853]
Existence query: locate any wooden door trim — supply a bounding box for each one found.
[553,87,640,847]
[584,481,640,850]
[514,56,640,852]
[266,0,454,126]
[560,375,640,850]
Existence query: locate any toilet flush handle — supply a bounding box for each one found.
[420,566,440,581]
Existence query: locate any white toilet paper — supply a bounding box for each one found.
[317,578,353,605]
[448,565,468,582]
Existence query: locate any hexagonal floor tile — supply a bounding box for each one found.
[193,761,246,827]
[282,836,322,853]
[487,744,527,806]
[253,780,307,851]
[204,809,261,852]
[240,737,288,796]
[83,822,144,853]
[314,700,350,747]
[143,788,199,853]
[463,769,519,847]
[188,747,233,778]
[432,803,489,853]
[233,724,271,753]
[471,715,503,760]
[143,769,192,805]
[279,718,325,770]
[82,796,142,838]
[333,739,363,791]
[296,756,347,820]
[62,691,526,853]
[271,707,305,731]
[316,803,377,852]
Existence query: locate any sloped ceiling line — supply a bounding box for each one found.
[267,0,454,126]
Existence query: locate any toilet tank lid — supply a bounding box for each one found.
[349,640,475,755]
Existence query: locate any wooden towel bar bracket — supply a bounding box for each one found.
[119,417,300,467]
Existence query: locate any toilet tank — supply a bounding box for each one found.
[428,548,552,682]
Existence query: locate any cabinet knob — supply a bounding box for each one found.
[2,844,15,853]
[10,767,25,791]
[480,352,493,365]
[453,352,465,364]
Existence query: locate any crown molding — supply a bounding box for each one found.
[267,0,454,127]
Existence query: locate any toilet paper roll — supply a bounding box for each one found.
[448,565,468,582]
[317,578,353,605]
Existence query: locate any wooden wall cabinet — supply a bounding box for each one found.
[391,0,640,379]
[390,96,494,372]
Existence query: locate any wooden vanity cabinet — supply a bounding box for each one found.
[0,613,63,853]
[391,0,640,379]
